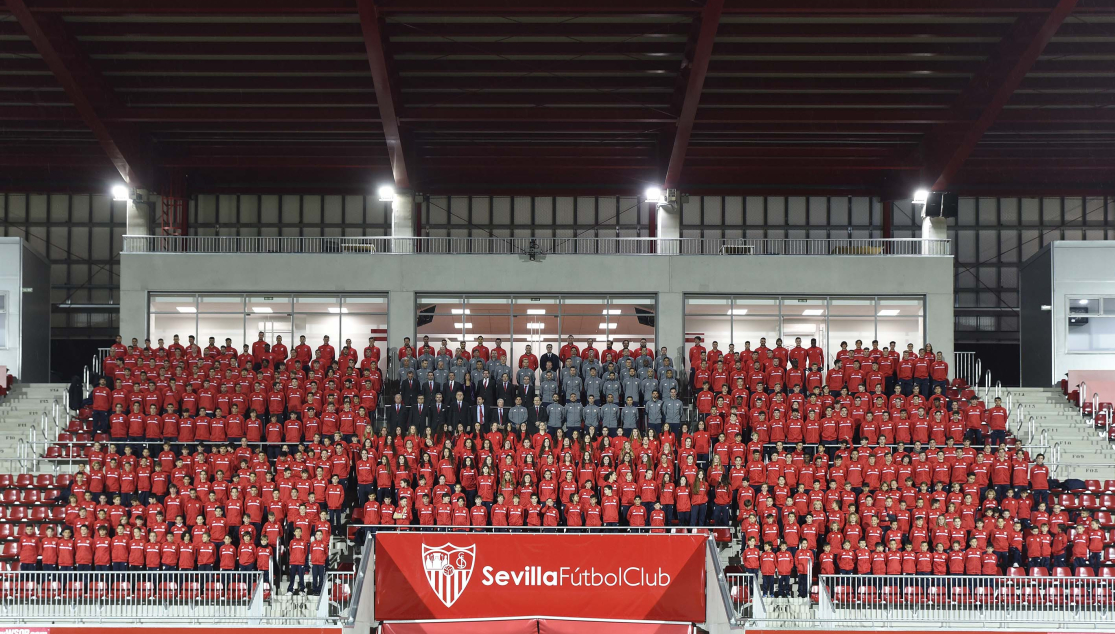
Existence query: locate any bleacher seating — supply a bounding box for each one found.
[4,334,1113,605]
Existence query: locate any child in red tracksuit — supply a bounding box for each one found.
[759,542,777,597]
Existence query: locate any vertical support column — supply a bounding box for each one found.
[656,202,680,254]
[126,190,151,236]
[387,290,416,356]
[920,214,947,255]
[391,190,415,253]
[658,292,685,372]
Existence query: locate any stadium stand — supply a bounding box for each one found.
[5,333,1113,618]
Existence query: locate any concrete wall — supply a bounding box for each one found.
[0,238,51,381]
[120,253,954,367]
[1019,246,1053,387]
[1049,242,1115,382]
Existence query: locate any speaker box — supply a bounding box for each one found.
[924,192,958,218]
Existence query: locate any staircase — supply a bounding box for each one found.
[0,382,70,473]
[1004,386,1115,481]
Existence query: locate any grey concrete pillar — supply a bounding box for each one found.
[920,215,947,255]
[658,292,685,371]
[387,290,415,354]
[126,191,151,236]
[656,202,680,254]
[392,190,415,253]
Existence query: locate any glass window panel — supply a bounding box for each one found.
[562,296,607,314]
[513,313,559,371]
[341,313,386,354]
[877,316,922,354]
[418,313,463,351]
[294,295,340,313]
[1070,298,1101,315]
[514,298,558,316]
[151,294,198,313]
[294,314,340,353]
[732,317,780,352]
[197,295,244,313]
[0,313,6,347]
[734,297,779,316]
[0,293,6,312]
[828,317,875,360]
[1104,298,1115,315]
[251,316,293,349]
[343,296,387,313]
[199,314,246,349]
[246,295,291,313]
[150,313,198,345]
[686,315,732,367]
[827,297,876,316]
[419,296,465,316]
[685,297,732,315]
[1067,316,1115,352]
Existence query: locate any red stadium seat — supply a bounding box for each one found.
[19,490,39,505]
[157,581,179,600]
[1031,567,1050,577]
[86,580,108,599]
[0,474,10,488]
[1105,480,1115,493]
[856,585,878,605]
[49,506,65,521]
[1086,480,1103,493]
[29,507,47,522]
[1096,511,1115,528]
[41,489,60,503]
[1076,567,1096,577]
[831,584,854,605]
[54,474,72,488]
[1082,494,1100,510]
[1102,567,1115,578]
[903,585,925,605]
[227,582,249,601]
[1,541,18,558]
[7,507,26,522]
[56,433,72,443]
[43,446,61,459]
[180,581,201,600]
[111,581,131,599]
[879,585,902,605]
[0,524,12,540]
[13,474,31,488]
[0,490,16,504]
[1053,566,1073,578]
[1060,494,1079,510]
[1101,495,1115,511]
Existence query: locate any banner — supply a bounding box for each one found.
[374,533,707,622]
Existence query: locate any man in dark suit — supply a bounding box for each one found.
[448,390,472,427]
[539,345,560,379]
[491,398,509,429]
[494,374,517,407]
[527,396,546,426]
[429,392,448,431]
[518,377,537,408]
[420,372,440,404]
[385,393,408,431]
[476,372,495,407]
[474,395,490,427]
[408,394,431,433]
[399,370,420,405]
[442,372,463,404]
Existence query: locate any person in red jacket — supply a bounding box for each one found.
[287,527,308,594]
[774,542,795,597]
[759,542,777,597]
[325,474,345,528]
[93,525,112,571]
[17,525,39,571]
[310,529,329,595]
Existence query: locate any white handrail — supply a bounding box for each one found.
[1078,381,1087,407]
[1091,391,1099,417]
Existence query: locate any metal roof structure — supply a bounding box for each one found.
[1,0,1113,196]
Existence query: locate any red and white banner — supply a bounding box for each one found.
[374,533,707,622]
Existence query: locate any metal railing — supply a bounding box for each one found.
[814,573,1115,627]
[0,570,268,624]
[123,235,951,257]
[320,571,355,623]
[953,352,978,389]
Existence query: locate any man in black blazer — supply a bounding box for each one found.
[494,373,517,406]
[491,398,510,429]
[429,392,448,430]
[473,395,490,427]
[518,376,537,408]
[385,393,408,431]
[420,372,440,404]
[448,390,473,427]
[408,394,431,433]
[475,371,495,407]
[526,396,546,426]
[399,370,420,405]
[441,372,463,404]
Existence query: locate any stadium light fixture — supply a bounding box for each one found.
[912,189,929,205]
[378,184,396,202]
[111,184,131,202]
[877,309,901,316]
[645,187,665,204]
[526,309,546,315]
[176,306,197,313]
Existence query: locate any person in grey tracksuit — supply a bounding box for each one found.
[509,397,528,428]
[564,392,583,431]
[659,370,679,401]
[603,373,622,405]
[621,395,640,431]
[583,368,602,403]
[663,388,683,434]
[600,394,620,435]
[563,368,582,402]
[644,391,663,434]
[540,372,559,404]
[546,394,565,436]
[433,361,449,388]
[622,369,642,405]
[640,374,659,405]
[516,365,535,388]
[582,394,600,431]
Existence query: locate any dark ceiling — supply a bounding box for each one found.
[1,0,1113,197]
